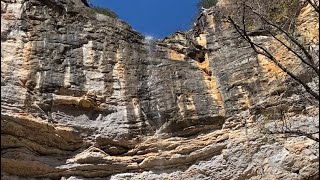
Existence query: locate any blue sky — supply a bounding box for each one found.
[90,0,200,39]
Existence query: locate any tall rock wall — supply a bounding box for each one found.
[1,0,319,179]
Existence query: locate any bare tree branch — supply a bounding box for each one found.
[245,5,317,68]
[269,129,319,142]
[228,0,319,144]
[264,29,319,75]
[306,0,320,13]
[228,17,319,100]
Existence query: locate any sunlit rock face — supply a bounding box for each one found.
[1,0,319,179]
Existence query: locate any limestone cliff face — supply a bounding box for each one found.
[1,0,319,180]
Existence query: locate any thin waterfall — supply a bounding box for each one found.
[144,36,156,55]
[143,36,163,132]
[143,36,165,170]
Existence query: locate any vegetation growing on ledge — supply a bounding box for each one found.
[93,7,118,18]
[82,0,118,18]
[81,0,90,7]
[198,0,218,9]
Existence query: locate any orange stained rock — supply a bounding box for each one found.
[196,34,207,47]
[196,53,209,70]
[78,98,93,108]
[198,54,225,115]
[168,49,185,61]
[285,138,316,154]
[20,41,33,85]
[296,3,319,44]
[204,73,225,116]
[258,3,318,82]
[1,158,56,177]
[258,35,302,80]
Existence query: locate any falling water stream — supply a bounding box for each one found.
[143,36,163,133]
[143,36,165,171]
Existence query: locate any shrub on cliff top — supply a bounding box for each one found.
[93,7,118,18]
[81,0,90,7]
[198,0,218,9]
[82,0,118,18]
[226,0,301,31]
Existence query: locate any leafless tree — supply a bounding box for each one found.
[228,1,319,101]
[228,0,319,141]
[306,0,320,12]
